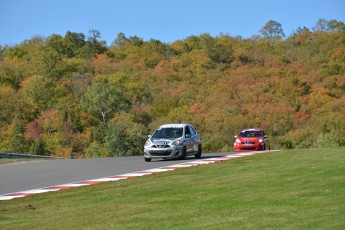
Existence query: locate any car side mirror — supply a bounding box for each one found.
[185,134,191,138]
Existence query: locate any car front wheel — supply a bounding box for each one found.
[195,144,202,158]
[181,147,187,160]
[145,158,152,162]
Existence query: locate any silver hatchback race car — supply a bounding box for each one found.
[144,124,202,162]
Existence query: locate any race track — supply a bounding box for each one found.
[0,153,230,196]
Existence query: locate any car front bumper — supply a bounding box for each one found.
[144,145,183,159]
[233,142,265,151]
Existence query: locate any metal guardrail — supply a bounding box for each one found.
[0,152,63,159]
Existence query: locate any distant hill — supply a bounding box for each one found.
[0,26,344,157]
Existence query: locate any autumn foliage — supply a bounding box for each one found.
[0,21,344,157]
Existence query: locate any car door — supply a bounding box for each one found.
[187,125,199,154]
[184,126,193,154]
[191,125,200,153]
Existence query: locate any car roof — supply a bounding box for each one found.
[159,124,189,128]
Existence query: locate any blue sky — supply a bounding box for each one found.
[1,0,344,46]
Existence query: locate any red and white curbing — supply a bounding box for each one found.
[0,151,272,201]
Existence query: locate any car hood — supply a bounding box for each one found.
[151,138,176,144]
[238,137,261,142]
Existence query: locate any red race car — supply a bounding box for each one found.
[233,128,270,152]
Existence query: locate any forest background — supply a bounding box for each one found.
[0,19,344,158]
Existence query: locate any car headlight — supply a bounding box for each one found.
[171,139,183,146]
[258,139,263,143]
[235,139,241,143]
[145,139,152,147]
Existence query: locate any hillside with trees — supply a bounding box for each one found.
[0,19,344,158]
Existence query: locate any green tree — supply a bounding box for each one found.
[184,35,202,50]
[142,39,173,65]
[103,122,129,156]
[21,75,54,116]
[312,18,345,32]
[313,18,329,32]
[260,20,285,40]
[0,86,17,124]
[28,137,46,156]
[328,19,345,32]
[80,82,130,124]
[40,47,63,79]
[111,32,129,47]
[200,34,234,64]
[7,117,26,153]
[126,123,148,155]
[64,31,86,57]
[4,45,28,59]
[46,34,68,57]
[86,29,107,57]
[128,35,144,47]
[85,141,106,158]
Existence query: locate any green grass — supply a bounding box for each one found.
[1,147,345,229]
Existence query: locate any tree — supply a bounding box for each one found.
[21,75,54,116]
[201,34,234,64]
[80,82,130,124]
[0,45,4,58]
[25,120,46,156]
[40,47,63,79]
[87,29,107,57]
[327,19,345,32]
[128,36,144,47]
[64,31,86,57]
[103,122,129,156]
[28,137,46,156]
[85,141,106,158]
[0,86,17,124]
[291,26,312,45]
[2,24,345,157]
[46,34,68,57]
[260,20,285,40]
[4,45,28,59]
[313,18,329,32]
[126,123,148,155]
[38,109,62,136]
[25,119,41,140]
[185,35,202,50]
[103,120,147,157]
[7,117,25,153]
[111,32,128,47]
[312,18,345,33]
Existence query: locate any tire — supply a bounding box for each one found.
[145,158,152,162]
[181,147,187,160]
[195,144,202,158]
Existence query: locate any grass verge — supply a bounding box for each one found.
[1,147,344,229]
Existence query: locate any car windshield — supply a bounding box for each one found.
[152,127,183,139]
[239,131,262,137]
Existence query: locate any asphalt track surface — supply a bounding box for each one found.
[0,152,230,196]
